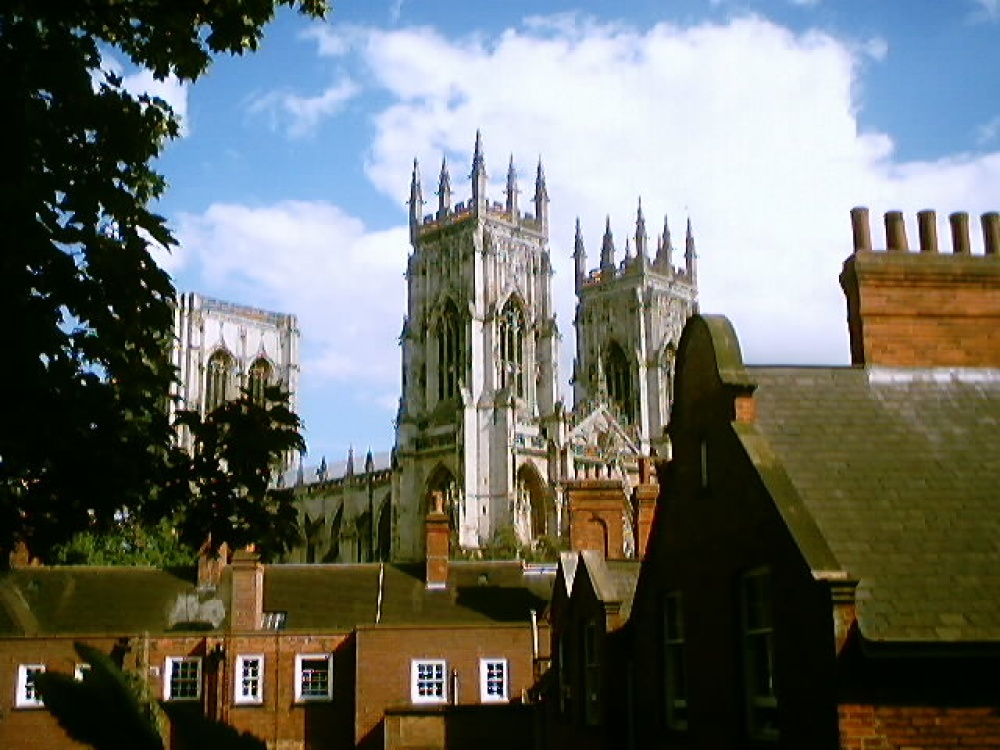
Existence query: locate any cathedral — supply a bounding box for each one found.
[178,133,698,563]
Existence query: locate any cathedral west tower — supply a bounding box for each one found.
[572,204,698,456]
[393,132,561,559]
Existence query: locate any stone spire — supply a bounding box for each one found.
[437,156,451,220]
[600,216,616,272]
[408,159,423,243]
[655,214,673,268]
[471,130,487,214]
[574,217,587,292]
[505,154,518,217]
[685,217,697,282]
[624,237,633,262]
[365,448,375,474]
[346,445,355,476]
[634,197,648,259]
[534,157,549,234]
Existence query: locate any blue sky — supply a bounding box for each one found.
[134,0,1000,464]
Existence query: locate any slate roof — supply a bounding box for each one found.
[0,567,219,636]
[746,365,1000,644]
[0,560,554,638]
[265,561,554,630]
[578,551,641,624]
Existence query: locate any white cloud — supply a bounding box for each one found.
[972,0,1000,20]
[173,14,1000,453]
[978,115,1000,145]
[173,200,407,386]
[248,78,360,137]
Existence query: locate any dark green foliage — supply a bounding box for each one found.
[34,643,164,750]
[168,385,306,559]
[35,642,267,750]
[52,516,198,567]
[0,1,327,563]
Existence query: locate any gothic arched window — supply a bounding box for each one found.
[606,341,635,423]
[248,358,273,403]
[498,298,525,397]
[437,301,463,401]
[205,349,236,412]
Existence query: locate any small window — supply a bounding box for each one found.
[235,655,264,704]
[165,657,202,701]
[295,654,332,702]
[16,665,45,708]
[480,659,508,703]
[663,591,688,729]
[411,660,447,704]
[74,663,91,682]
[263,611,287,630]
[741,568,778,739]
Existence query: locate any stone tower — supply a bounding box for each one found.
[572,202,698,455]
[394,132,562,559]
[172,293,300,462]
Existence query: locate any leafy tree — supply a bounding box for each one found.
[52,516,197,567]
[168,385,306,559]
[0,1,327,563]
[35,642,266,750]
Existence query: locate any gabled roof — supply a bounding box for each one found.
[264,561,554,631]
[0,567,220,636]
[578,551,641,624]
[0,560,554,638]
[747,365,1000,644]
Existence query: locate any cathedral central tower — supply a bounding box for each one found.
[393,132,561,558]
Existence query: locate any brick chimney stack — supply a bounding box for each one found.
[840,207,1000,368]
[632,458,659,560]
[425,491,450,589]
[231,547,264,631]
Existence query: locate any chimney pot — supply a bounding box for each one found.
[917,210,938,254]
[885,211,908,252]
[950,212,971,254]
[983,212,1000,256]
[850,207,871,253]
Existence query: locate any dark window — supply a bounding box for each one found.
[663,591,688,729]
[498,299,525,397]
[741,568,778,739]
[606,341,634,422]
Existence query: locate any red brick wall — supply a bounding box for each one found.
[0,632,352,750]
[353,625,536,749]
[840,250,1000,368]
[566,481,628,559]
[839,704,1000,749]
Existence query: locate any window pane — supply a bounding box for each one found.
[300,658,330,698]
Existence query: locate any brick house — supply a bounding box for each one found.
[0,512,554,750]
[627,207,1000,748]
[543,463,657,750]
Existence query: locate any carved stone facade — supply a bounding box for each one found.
[389,133,700,561]
[270,133,699,564]
[171,293,300,458]
[572,208,699,456]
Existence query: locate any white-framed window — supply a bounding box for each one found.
[15,664,45,708]
[479,659,508,703]
[164,656,202,701]
[74,663,91,682]
[234,655,264,704]
[295,654,332,702]
[741,567,778,740]
[411,660,447,704]
[663,591,688,729]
